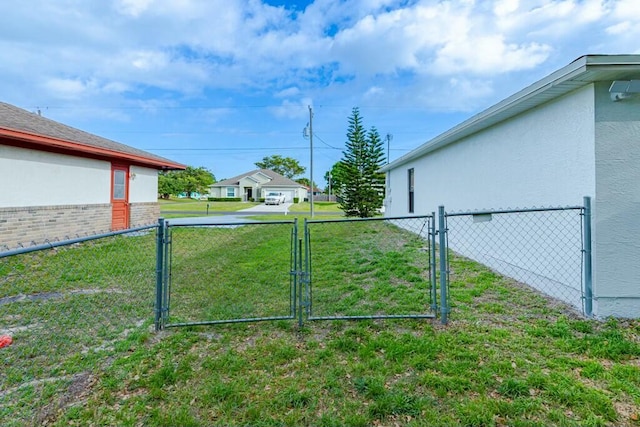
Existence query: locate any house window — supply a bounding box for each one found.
[113,169,126,200]
[226,187,236,197]
[408,168,414,213]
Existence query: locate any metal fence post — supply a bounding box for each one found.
[583,196,593,317]
[292,219,298,321]
[163,222,171,324]
[430,213,437,312]
[438,206,449,324]
[155,218,165,331]
[298,237,304,328]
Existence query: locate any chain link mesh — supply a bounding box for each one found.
[305,216,435,319]
[0,227,157,425]
[164,221,297,326]
[445,208,585,314]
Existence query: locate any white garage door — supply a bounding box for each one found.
[281,191,295,202]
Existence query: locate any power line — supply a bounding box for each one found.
[312,133,341,150]
[142,146,338,151]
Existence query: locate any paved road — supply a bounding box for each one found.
[165,202,294,225]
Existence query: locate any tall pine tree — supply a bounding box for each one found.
[339,108,386,217]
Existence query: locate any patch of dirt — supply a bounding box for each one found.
[0,288,129,306]
[613,400,640,425]
[33,372,96,426]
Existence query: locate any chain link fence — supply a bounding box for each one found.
[0,226,157,425]
[444,206,587,314]
[161,220,298,328]
[303,216,437,321]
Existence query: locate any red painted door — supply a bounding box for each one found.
[111,164,130,230]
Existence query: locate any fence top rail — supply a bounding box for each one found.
[445,205,584,218]
[305,214,433,225]
[0,224,158,259]
[166,219,297,228]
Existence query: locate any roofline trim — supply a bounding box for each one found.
[382,54,640,172]
[0,126,186,170]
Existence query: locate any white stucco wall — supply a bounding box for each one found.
[593,82,640,317]
[0,145,110,207]
[386,85,596,217]
[129,166,159,203]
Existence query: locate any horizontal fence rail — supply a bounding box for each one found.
[159,219,298,329]
[303,215,437,322]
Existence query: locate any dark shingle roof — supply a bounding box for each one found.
[214,169,305,187]
[0,101,183,169]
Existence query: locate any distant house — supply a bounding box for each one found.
[382,54,640,318]
[0,101,185,249]
[208,169,307,202]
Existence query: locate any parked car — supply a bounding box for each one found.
[265,192,286,205]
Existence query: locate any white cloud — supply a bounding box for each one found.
[432,36,552,75]
[494,0,520,17]
[363,86,384,99]
[269,98,313,119]
[1,0,639,116]
[276,87,301,98]
[606,21,631,35]
[130,50,169,71]
[115,0,155,17]
[43,78,89,100]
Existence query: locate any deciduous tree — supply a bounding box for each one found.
[157,166,215,198]
[255,155,305,179]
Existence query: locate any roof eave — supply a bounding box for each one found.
[382,54,640,172]
[1,127,186,170]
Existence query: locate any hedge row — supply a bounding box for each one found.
[207,197,242,202]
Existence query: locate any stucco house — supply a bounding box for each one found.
[208,169,307,202]
[382,54,640,318]
[0,102,185,249]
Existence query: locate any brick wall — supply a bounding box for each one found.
[0,202,160,250]
[130,202,160,227]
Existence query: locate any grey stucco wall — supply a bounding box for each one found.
[594,81,640,317]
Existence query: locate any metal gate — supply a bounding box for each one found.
[155,215,442,330]
[300,215,438,325]
[155,218,299,329]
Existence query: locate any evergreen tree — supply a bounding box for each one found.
[339,108,387,217]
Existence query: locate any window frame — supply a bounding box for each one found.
[408,168,414,213]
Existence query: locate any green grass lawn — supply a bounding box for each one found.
[287,201,343,213]
[1,221,640,426]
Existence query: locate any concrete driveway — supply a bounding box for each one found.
[237,202,293,214]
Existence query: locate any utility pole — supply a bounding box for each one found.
[386,133,393,163]
[309,105,314,218]
[303,106,315,218]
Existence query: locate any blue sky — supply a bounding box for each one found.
[1,0,638,185]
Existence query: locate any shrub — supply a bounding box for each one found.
[207,197,242,202]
